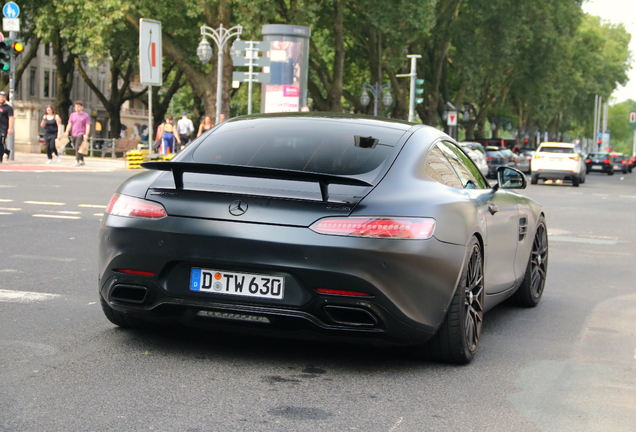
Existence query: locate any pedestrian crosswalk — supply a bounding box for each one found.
[0,199,106,219]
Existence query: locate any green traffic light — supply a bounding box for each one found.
[415,79,425,86]
[415,89,424,95]
[1,64,9,71]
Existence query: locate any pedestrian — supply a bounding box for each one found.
[197,115,213,137]
[65,101,91,166]
[41,105,63,164]
[0,91,14,163]
[160,115,180,154]
[219,113,227,123]
[176,112,194,150]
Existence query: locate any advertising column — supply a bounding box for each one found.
[261,25,311,113]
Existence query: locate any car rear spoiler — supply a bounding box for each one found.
[141,161,373,202]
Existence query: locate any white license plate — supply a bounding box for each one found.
[591,166,602,170]
[190,268,284,300]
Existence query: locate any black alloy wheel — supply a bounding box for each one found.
[513,216,548,307]
[421,237,484,364]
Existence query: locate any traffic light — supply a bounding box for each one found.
[0,40,11,74]
[12,40,24,54]
[415,78,424,104]
[630,112,636,123]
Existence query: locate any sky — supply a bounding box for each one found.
[582,0,636,104]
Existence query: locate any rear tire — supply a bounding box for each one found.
[512,216,548,307]
[608,170,614,176]
[572,176,580,187]
[530,175,538,184]
[420,237,484,364]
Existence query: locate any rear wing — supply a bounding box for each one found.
[141,161,373,202]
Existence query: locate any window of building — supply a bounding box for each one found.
[29,68,37,97]
[44,43,51,56]
[51,70,57,98]
[43,69,50,98]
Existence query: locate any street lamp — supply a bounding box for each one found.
[360,82,392,116]
[198,23,243,125]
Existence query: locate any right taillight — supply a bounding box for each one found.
[106,194,167,219]
[310,217,436,239]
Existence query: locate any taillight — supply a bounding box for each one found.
[486,157,494,162]
[114,269,155,276]
[106,194,167,219]
[621,161,626,164]
[568,156,579,161]
[534,154,543,159]
[310,217,436,239]
[316,288,372,297]
[603,159,610,164]
[586,159,591,163]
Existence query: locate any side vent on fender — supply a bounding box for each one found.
[519,217,528,241]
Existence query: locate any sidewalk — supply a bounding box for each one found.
[1,151,128,170]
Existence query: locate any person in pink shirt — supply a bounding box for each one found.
[64,101,91,166]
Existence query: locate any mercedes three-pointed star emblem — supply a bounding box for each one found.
[229,200,248,216]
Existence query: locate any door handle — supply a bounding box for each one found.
[487,203,499,215]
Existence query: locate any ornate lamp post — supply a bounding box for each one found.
[360,82,392,116]
[197,23,243,125]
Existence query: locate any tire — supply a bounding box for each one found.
[512,216,548,307]
[422,237,484,364]
[530,175,538,185]
[608,169,614,176]
[100,296,155,329]
[572,176,580,187]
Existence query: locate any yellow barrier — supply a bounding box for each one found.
[126,150,148,169]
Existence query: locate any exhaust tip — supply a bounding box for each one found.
[324,305,378,327]
[111,284,149,304]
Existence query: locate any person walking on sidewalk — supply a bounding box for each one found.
[65,101,91,166]
[176,112,194,150]
[0,91,14,163]
[41,105,63,164]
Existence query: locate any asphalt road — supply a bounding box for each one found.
[0,163,635,432]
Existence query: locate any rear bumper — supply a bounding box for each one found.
[531,169,580,180]
[98,215,467,346]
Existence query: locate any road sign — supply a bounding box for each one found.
[139,19,162,86]
[3,2,19,19]
[232,40,269,52]
[232,56,270,67]
[447,111,457,126]
[630,112,635,123]
[233,71,270,84]
[2,18,19,32]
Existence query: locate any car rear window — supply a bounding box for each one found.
[192,118,407,177]
[538,146,575,153]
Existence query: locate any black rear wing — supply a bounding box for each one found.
[141,161,373,202]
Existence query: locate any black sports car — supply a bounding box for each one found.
[99,113,548,364]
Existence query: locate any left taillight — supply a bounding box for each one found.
[106,194,167,219]
[309,217,436,239]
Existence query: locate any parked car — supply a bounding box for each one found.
[531,142,586,186]
[585,152,614,175]
[459,142,489,177]
[99,113,548,364]
[609,153,632,174]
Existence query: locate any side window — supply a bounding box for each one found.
[424,145,463,188]
[438,141,488,189]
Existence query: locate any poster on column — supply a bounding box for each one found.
[263,40,301,113]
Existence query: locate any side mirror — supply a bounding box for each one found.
[495,166,526,189]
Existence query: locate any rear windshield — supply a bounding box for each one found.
[192,118,407,177]
[587,153,608,158]
[538,146,575,154]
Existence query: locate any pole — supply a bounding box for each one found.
[148,86,153,155]
[247,42,254,115]
[216,42,223,125]
[593,95,598,152]
[7,31,17,160]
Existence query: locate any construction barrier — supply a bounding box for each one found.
[125,149,148,169]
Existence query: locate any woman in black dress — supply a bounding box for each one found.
[40,105,63,163]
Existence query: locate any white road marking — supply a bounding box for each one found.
[592,194,609,197]
[0,207,20,211]
[0,289,60,303]
[24,201,65,206]
[10,254,75,262]
[32,214,81,220]
[619,195,636,199]
[0,198,13,202]
[51,211,81,215]
[0,211,12,215]
[93,213,103,216]
[389,417,404,432]
[79,204,107,208]
[0,269,18,273]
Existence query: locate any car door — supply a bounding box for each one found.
[437,142,520,294]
